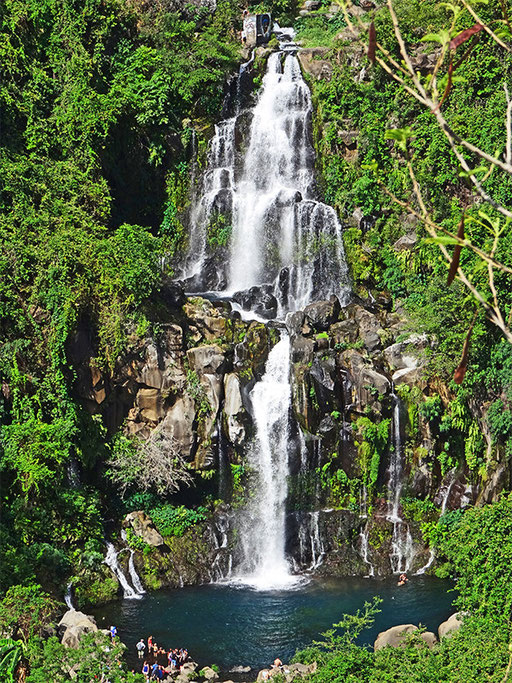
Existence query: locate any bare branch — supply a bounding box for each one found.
[505,83,512,165]
[108,427,194,497]
[460,0,511,52]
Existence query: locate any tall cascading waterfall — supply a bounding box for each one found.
[181,33,350,314]
[233,333,300,589]
[387,392,414,573]
[182,31,351,588]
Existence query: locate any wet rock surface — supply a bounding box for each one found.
[72,287,495,586]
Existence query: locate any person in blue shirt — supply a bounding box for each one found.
[109,625,117,640]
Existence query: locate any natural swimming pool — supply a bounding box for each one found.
[92,575,454,675]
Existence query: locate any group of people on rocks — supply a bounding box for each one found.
[135,636,190,681]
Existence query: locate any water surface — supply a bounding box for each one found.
[92,576,454,673]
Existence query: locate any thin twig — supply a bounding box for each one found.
[460,0,511,52]
[505,83,512,165]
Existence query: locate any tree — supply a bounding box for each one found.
[107,426,194,497]
[339,0,512,360]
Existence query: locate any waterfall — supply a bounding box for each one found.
[183,116,236,285]
[64,583,75,611]
[415,548,435,575]
[439,468,457,515]
[181,30,353,588]
[233,333,300,590]
[359,525,375,577]
[104,542,143,600]
[295,510,326,571]
[121,529,146,595]
[387,392,415,574]
[358,486,374,576]
[128,552,145,594]
[210,512,233,582]
[66,459,81,488]
[182,32,350,314]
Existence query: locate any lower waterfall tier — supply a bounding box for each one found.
[81,288,489,608]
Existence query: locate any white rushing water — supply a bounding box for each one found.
[184,30,352,589]
[64,582,75,610]
[439,467,457,515]
[388,392,415,574]
[182,33,350,313]
[232,334,300,590]
[104,542,144,600]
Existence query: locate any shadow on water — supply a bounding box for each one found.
[92,576,454,674]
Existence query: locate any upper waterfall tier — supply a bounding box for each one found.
[181,44,350,317]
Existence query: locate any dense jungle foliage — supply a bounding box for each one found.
[0,0,244,617]
[298,0,512,473]
[2,0,512,679]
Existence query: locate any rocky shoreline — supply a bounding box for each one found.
[57,606,463,682]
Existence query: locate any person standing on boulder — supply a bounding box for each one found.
[137,638,146,659]
[110,625,117,640]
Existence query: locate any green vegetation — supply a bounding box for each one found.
[294,496,512,681]
[149,504,208,538]
[354,417,390,496]
[2,0,512,679]
[305,0,512,482]
[0,0,240,609]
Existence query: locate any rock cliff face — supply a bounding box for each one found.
[71,282,504,597]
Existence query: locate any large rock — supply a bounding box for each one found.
[136,343,163,389]
[184,297,228,342]
[383,334,428,370]
[330,319,358,346]
[136,388,164,422]
[297,48,333,80]
[201,666,219,681]
[224,374,246,445]
[393,233,418,251]
[374,624,418,650]
[304,297,340,331]
[361,368,390,396]
[383,334,429,387]
[58,610,98,649]
[354,308,382,352]
[438,613,463,639]
[160,395,196,460]
[125,510,165,547]
[420,631,438,649]
[233,285,278,320]
[180,662,198,676]
[187,345,225,376]
[291,336,315,364]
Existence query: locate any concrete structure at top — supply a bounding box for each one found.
[243,13,272,47]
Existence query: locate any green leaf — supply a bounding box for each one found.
[459,165,488,178]
[421,29,451,45]
[384,127,413,151]
[428,236,460,246]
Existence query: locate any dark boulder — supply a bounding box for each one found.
[233,285,278,319]
[304,296,341,331]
